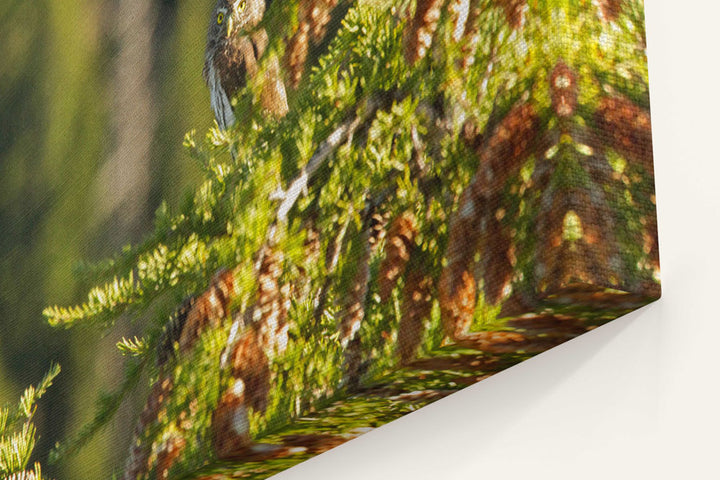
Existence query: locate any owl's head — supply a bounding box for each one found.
[206,0,265,48]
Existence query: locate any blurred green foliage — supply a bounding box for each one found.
[0,363,59,479]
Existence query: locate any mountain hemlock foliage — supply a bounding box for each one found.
[0,364,60,480]
[43,0,657,478]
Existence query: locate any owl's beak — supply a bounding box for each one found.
[226,16,234,37]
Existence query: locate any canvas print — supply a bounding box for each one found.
[0,0,659,478]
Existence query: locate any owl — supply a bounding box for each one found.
[203,0,270,129]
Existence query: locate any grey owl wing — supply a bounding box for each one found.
[207,60,237,130]
[212,37,261,129]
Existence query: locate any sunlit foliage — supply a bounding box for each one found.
[42,1,657,478]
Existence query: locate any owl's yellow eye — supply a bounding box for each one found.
[217,12,224,24]
[237,0,246,12]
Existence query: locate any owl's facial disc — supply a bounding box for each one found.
[227,0,247,35]
[233,0,247,14]
[215,7,229,37]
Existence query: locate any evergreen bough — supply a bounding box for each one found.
[43,1,657,477]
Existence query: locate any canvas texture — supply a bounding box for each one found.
[0,0,658,479]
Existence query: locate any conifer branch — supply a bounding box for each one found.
[272,94,386,227]
[224,93,389,368]
[0,365,59,480]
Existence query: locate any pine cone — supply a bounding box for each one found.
[122,376,174,480]
[125,270,236,480]
[178,269,235,354]
[404,0,445,64]
[211,380,253,460]
[458,0,482,70]
[594,95,653,175]
[481,205,513,305]
[283,0,339,89]
[486,103,540,176]
[597,0,624,22]
[284,22,310,90]
[439,186,480,341]
[155,435,186,480]
[367,211,388,254]
[260,56,289,118]
[550,61,578,118]
[377,212,417,302]
[495,0,525,30]
[470,103,540,197]
[441,102,539,341]
[230,327,271,413]
[439,266,476,340]
[398,263,433,364]
[307,0,340,41]
[156,297,195,367]
[254,246,289,358]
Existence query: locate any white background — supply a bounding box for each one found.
[277,1,720,479]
